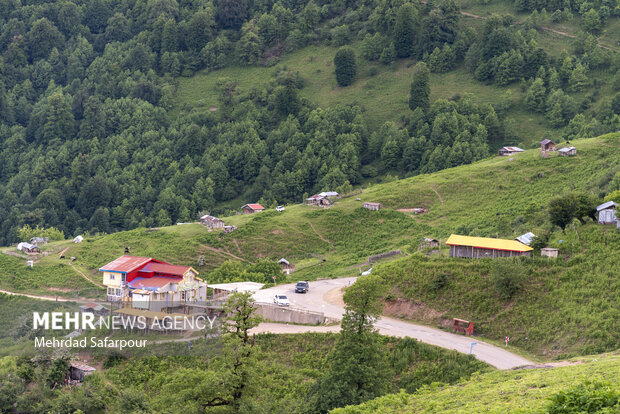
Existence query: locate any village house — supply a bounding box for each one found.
[498,146,525,156]
[306,191,339,207]
[100,256,207,313]
[558,146,577,157]
[540,247,559,258]
[200,214,225,229]
[278,258,295,275]
[362,202,382,211]
[540,139,556,152]
[597,201,617,224]
[420,237,440,249]
[17,242,41,254]
[242,203,265,214]
[67,361,96,384]
[79,302,109,316]
[515,232,535,246]
[446,234,533,258]
[223,225,237,233]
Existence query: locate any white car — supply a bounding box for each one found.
[276,206,285,212]
[273,294,290,306]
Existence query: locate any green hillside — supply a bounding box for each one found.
[331,353,620,413]
[4,133,618,357]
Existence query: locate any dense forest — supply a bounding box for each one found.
[1,0,620,245]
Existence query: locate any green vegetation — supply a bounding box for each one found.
[332,354,620,413]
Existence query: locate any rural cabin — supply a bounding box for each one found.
[558,146,577,157]
[541,247,559,258]
[446,234,533,258]
[17,242,40,254]
[515,232,535,246]
[200,215,225,229]
[420,237,440,249]
[597,201,617,224]
[278,258,295,275]
[100,256,207,312]
[362,202,382,211]
[223,225,237,233]
[79,302,109,316]
[67,361,96,383]
[306,191,339,206]
[242,203,265,214]
[540,139,556,152]
[498,146,524,156]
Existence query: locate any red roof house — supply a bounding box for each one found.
[242,203,265,214]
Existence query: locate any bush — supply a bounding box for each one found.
[547,381,619,413]
[491,258,527,299]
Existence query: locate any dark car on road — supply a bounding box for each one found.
[295,281,309,293]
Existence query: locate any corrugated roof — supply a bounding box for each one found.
[243,203,264,210]
[278,258,289,265]
[70,361,96,372]
[99,256,155,273]
[500,146,524,152]
[318,191,339,197]
[540,139,553,145]
[596,201,617,211]
[128,276,178,290]
[139,262,193,277]
[446,234,533,252]
[558,146,576,152]
[515,232,536,246]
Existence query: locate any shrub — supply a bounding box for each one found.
[547,381,619,413]
[491,258,527,299]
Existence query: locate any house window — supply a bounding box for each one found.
[109,274,115,280]
[181,291,186,301]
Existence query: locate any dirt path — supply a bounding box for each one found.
[0,289,98,303]
[202,244,249,262]
[58,247,70,257]
[232,239,243,255]
[308,223,334,248]
[430,184,444,204]
[69,263,105,288]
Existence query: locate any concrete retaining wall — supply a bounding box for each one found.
[256,303,326,325]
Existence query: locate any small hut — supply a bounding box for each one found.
[222,225,237,233]
[241,204,265,214]
[362,202,382,211]
[277,258,295,275]
[17,242,41,254]
[73,235,84,243]
[79,302,109,316]
[67,362,96,383]
[499,146,524,156]
[200,215,225,229]
[540,247,559,258]
[540,139,556,152]
[420,237,440,249]
[558,146,577,157]
[597,201,617,224]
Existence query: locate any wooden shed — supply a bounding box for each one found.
[558,146,577,157]
[362,202,382,211]
[540,247,559,258]
[200,215,225,229]
[277,258,295,275]
[540,139,556,152]
[420,237,440,249]
[498,146,524,156]
[446,234,533,258]
[67,362,96,383]
[597,201,617,224]
[241,203,265,214]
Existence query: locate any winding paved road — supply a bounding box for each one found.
[253,277,533,370]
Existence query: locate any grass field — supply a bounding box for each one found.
[332,352,620,413]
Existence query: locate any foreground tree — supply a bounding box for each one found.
[308,275,391,413]
[334,47,357,87]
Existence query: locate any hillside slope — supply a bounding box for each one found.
[331,353,620,414]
